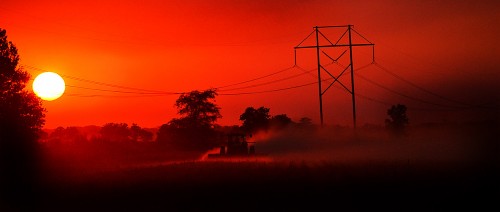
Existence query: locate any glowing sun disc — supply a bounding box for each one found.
[32,72,65,101]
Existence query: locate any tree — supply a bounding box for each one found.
[297,117,314,128]
[48,126,87,144]
[157,89,221,150]
[130,123,153,142]
[174,89,221,128]
[270,114,293,130]
[239,106,270,133]
[0,28,46,209]
[100,123,130,143]
[385,104,409,135]
[0,28,46,139]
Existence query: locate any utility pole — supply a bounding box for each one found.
[294,25,374,128]
[315,26,324,126]
[348,25,357,129]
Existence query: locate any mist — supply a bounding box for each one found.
[251,121,498,168]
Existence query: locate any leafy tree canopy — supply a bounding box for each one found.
[239,106,271,133]
[157,89,222,150]
[385,104,409,135]
[100,123,130,142]
[173,89,221,129]
[270,114,293,129]
[0,28,45,208]
[0,28,45,140]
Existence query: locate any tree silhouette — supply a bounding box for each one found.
[385,104,409,135]
[270,114,293,130]
[157,89,221,150]
[297,117,314,128]
[239,106,271,133]
[130,123,153,142]
[0,28,46,209]
[0,28,45,137]
[48,126,87,144]
[174,89,221,128]
[100,123,131,143]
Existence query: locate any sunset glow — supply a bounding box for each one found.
[1,0,497,128]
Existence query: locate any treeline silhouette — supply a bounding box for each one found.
[0,28,46,210]
[39,89,319,151]
[39,106,317,151]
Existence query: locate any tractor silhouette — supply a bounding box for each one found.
[208,133,259,158]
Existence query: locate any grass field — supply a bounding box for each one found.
[36,160,498,211]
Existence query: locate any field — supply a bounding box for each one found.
[1,123,498,211]
[37,160,497,211]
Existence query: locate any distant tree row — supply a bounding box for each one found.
[239,106,311,133]
[100,123,153,143]
[39,88,409,148]
[156,89,411,150]
[155,89,318,150]
[42,123,154,144]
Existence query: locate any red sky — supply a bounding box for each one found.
[1,0,499,129]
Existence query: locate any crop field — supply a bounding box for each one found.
[2,124,498,211]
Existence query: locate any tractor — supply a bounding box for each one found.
[207,133,258,158]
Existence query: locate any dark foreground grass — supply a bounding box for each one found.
[26,159,498,211]
[2,123,498,211]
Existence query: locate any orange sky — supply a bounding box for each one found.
[1,0,499,129]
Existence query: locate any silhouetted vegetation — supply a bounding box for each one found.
[270,114,293,130]
[295,117,316,130]
[157,89,222,150]
[0,28,46,139]
[385,104,409,135]
[43,124,154,144]
[239,106,271,133]
[99,123,131,143]
[48,126,87,144]
[0,28,46,210]
[130,123,154,142]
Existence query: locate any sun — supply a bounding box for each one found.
[32,72,66,101]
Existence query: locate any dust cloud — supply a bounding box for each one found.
[250,121,498,168]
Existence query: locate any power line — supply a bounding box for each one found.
[24,65,182,94]
[214,65,297,89]
[64,93,170,98]
[218,63,371,95]
[24,63,316,95]
[65,85,179,95]
[355,72,465,109]
[329,61,477,109]
[218,66,316,92]
[48,63,361,96]
[25,62,474,111]
[27,62,482,113]
[23,59,492,112]
[372,62,483,108]
[25,63,319,96]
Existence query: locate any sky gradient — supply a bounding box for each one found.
[1,0,499,128]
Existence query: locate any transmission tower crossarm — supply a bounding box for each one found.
[295,43,374,49]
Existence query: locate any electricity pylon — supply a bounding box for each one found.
[294,25,374,128]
